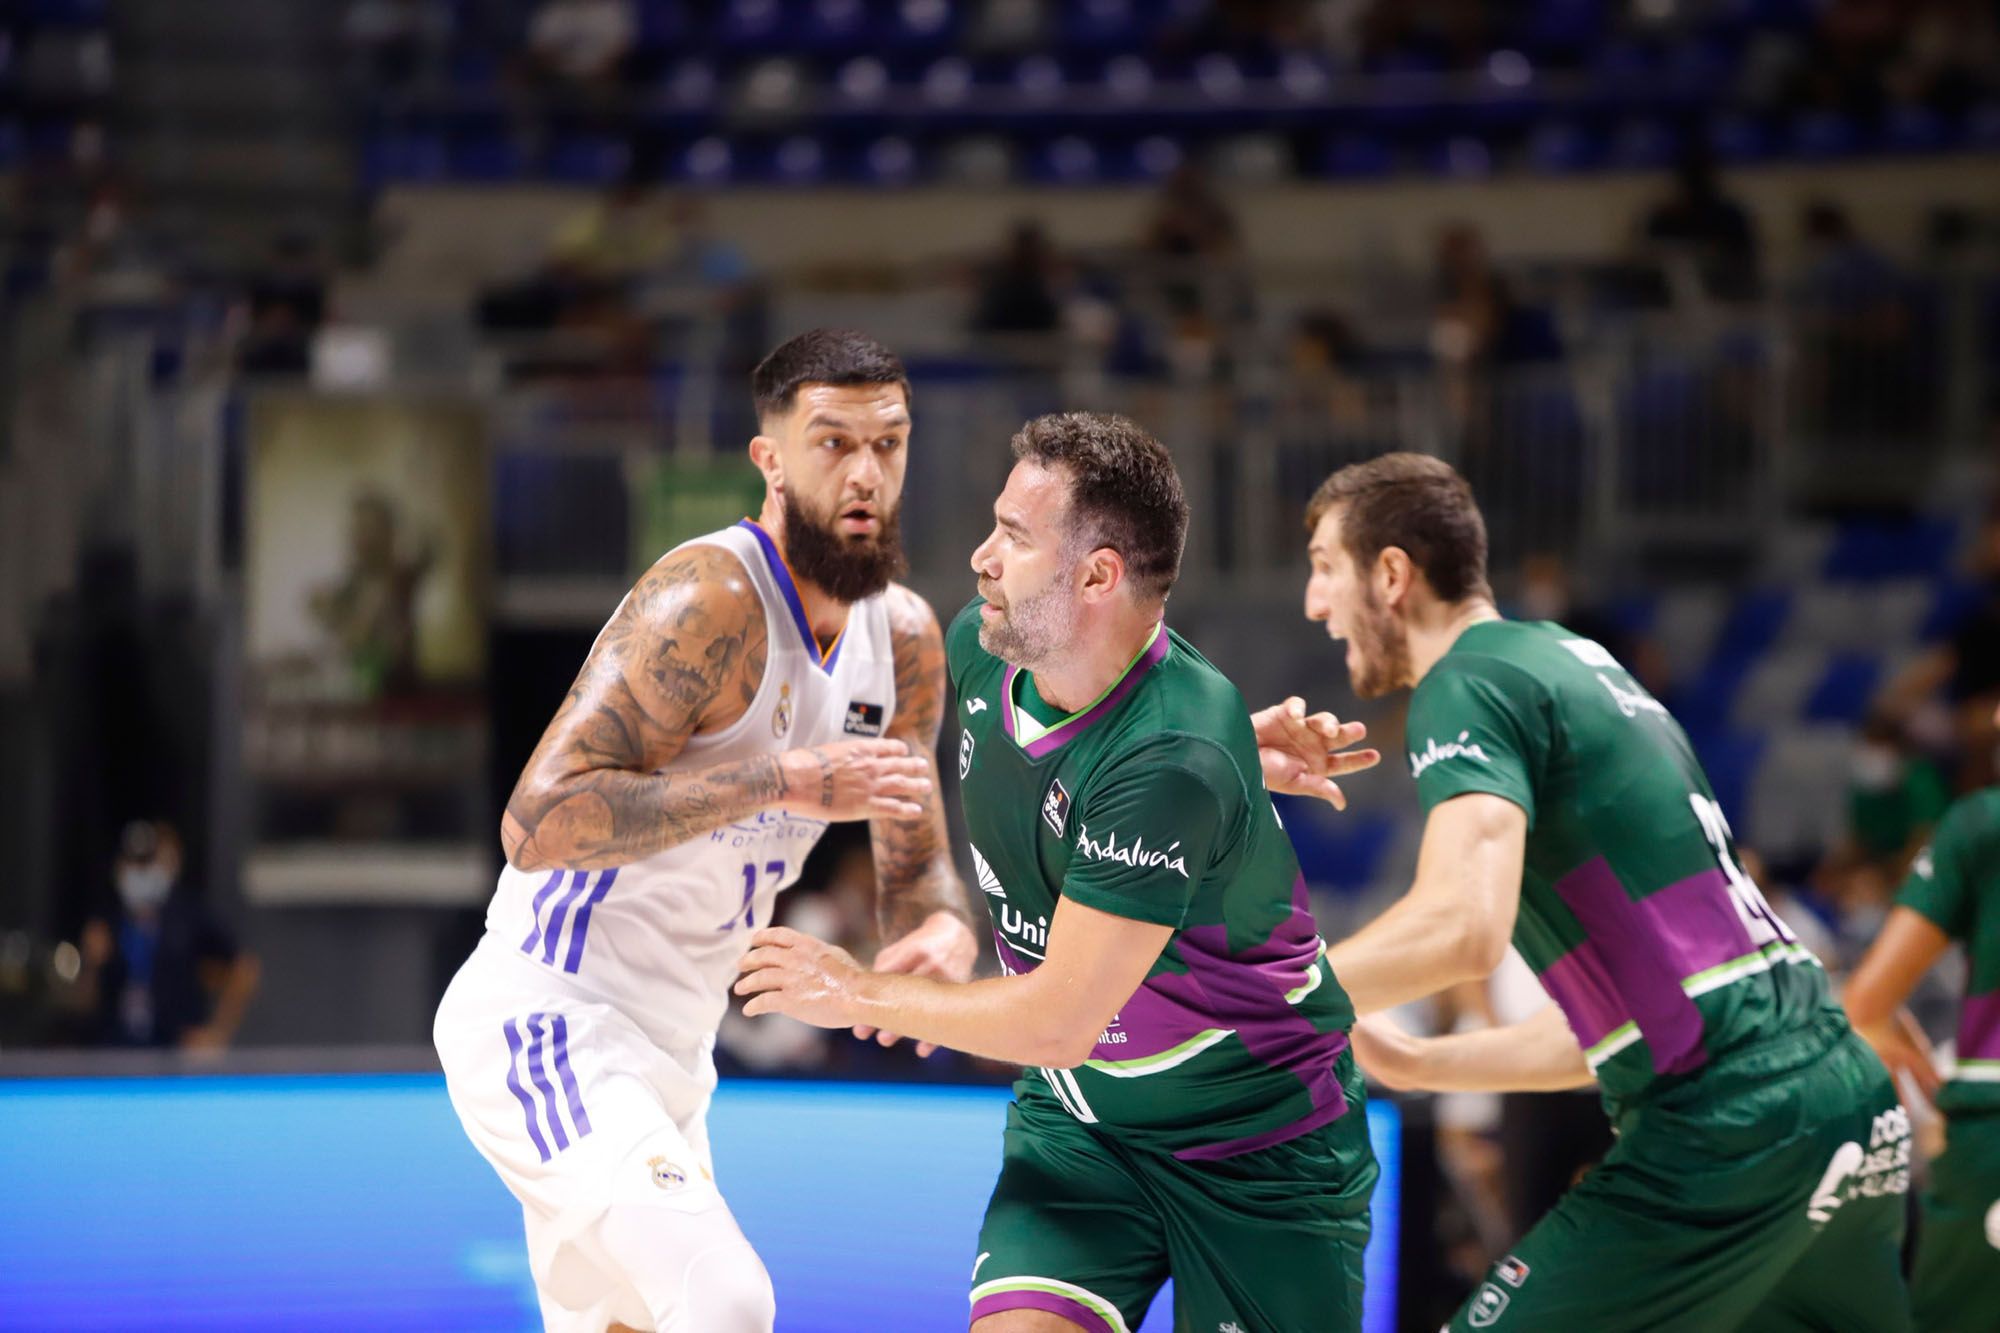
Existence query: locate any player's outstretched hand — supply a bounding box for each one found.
[776,740,932,821]
[734,926,866,1031]
[1251,696,1381,810]
[853,910,978,1058]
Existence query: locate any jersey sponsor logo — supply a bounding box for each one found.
[843,700,885,736]
[970,845,1006,898]
[1042,779,1071,836]
[959,727,975,778]
[965,698,989,714]
[1495,1255,1530,1288]
[1468,1283,1510,1327]
[1000,903,1049,951]
[772,682,793,738]
[1219,1323,1246,1333]
[1807,1108,1912,1226]
[1595,671,1669,719]
[1408,730,1491,779]
[1075,824,1189,878]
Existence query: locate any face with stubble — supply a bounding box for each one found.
[967,461,1090,670]
[1303,505,1412,699]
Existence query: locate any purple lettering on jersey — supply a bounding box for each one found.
[1962,990,2000,1062]
[1553,858,1708,1076]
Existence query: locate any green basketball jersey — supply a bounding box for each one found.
[1406,619,1843,1112]
[1897,787,2000,1113]
[946,600,1359,1160]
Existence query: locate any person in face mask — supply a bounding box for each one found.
[78,821,260,1053]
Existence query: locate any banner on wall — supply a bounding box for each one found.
[629,454,766,574]
[242,394,492,904]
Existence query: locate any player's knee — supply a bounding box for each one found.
[681,1241,775,1333]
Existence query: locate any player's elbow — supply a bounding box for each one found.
[1451,910,1512,980]
[1023,1009,1106,1070]
[500,811,548,873]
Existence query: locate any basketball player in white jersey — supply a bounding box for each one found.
[434,328,980,1333]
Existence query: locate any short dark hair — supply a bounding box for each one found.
[1305,452,1491,603]
[751,328,909,423]
[1011,412,1188,602]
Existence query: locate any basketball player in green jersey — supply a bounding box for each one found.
[1298,453,1910,1331]
[1845,731,2000,1333]
[737,412,1383,1332]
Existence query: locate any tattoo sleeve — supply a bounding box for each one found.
[499,546,784,872]
[869,586,978,942]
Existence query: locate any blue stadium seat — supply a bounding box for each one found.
[0,120,21,170]
[717,0,786,49]
[1607,118,1679,170]
[545,135,631,184]
[1788,110,1860,160]
[1274,799,1398,893]
[1804,653,1881,724]
[364,131,448,184]
[884,0,957,49]
[447,133,524,182]
[1062,0,1145,52]
[1821,518,1956,582]
[1709,112,1770,162]
[856,133,921,184]
[672,135,735,183]
[1318,133,1394,178]
[801,0,870,49]
[1029,134,1101,184]
[1429,135,1496,179]
[1967,102,2000,150]
[1881,103,1950,154]
[1686,727,1766,829]
[634,0,693,52]
[771,134,828,184]
[1922,579,1986,641]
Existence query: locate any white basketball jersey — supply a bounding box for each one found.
[478,520,898,1047]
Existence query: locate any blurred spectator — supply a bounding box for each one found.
[308,489,436,697]
[77,821,259,1053]
[1143,164,1251,379]
[1429,223,1515,368]
[1888,0,2000,113]
[1881,501,2000,788]
[1512,552,1670,698]
[1791,201,1927,442]
[970,221,1068,336]
[525,0,635,89]
[547,172,678,290]
[343,0,450,95]
[1640,143,1761,304]
[237,232,329,377]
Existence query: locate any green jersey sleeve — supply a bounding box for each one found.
[944,598,985,691]
[1404,654,1546,823]
[1063,739,1240,929]
[1896,799,1981,939]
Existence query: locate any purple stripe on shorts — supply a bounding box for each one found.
[518,870,564,955]
[550,1014,593,1138]
[1961,990,2000,1062]
[562,869,618,974]
[969,1290,1116,1333]
[1553,857,1709,1076]
[522,1014,570,1152]
[539,872,591,967]
[501,1018,552,1163]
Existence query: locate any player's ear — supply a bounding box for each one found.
[1078,546,1125,604]
[749,432,784,492]
[1377,545,1414,606]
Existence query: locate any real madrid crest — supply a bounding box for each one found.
[646,1154,687,1191]
[772,682,793,738]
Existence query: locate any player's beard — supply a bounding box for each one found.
[978,570,1079,671]
[1345,583,1411,700]
[781,488,907,605]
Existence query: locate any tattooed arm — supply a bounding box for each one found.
[501,546,930,873]
[858,588,980,1041]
